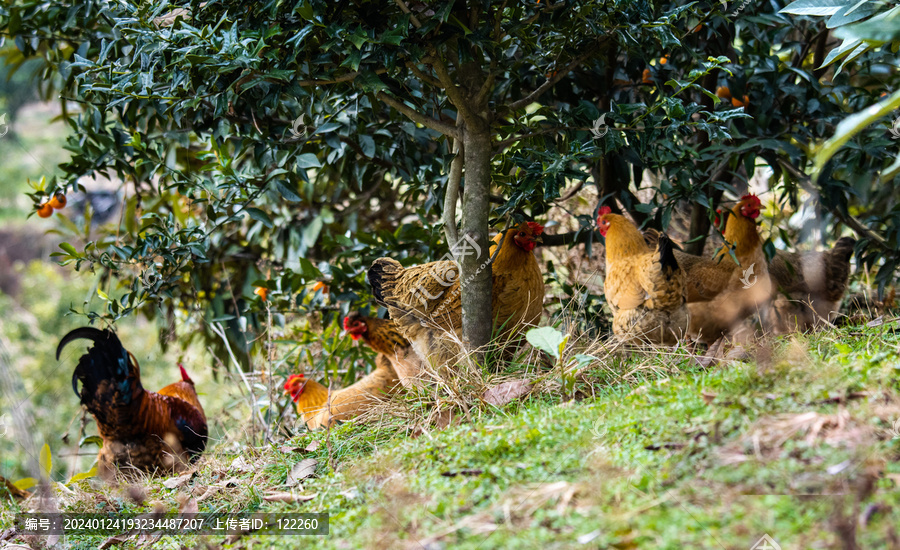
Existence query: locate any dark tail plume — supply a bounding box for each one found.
[57,328,143,420]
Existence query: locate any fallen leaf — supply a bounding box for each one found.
[263,491,317,503]
[162,473,192,489]
[178,497,199,514]
[701,391,717,405]
[482,379,534,407]
[229,456,252,472]
[305,440,320,452]
[867,316,884,327]
[286,459,317,486]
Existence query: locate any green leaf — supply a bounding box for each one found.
[814,90,900,174]
[39,444,52,478]
[13,477,37,491]
[825,0,879,28]
[296,153,322,169]
[245,207,273,228]
[276,180,302,202]
[59,242,80,256]
[78,435,104,448]
[526,327,566,359]
[780,0,849,16]
[67,467,97,485]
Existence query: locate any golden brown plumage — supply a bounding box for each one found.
[284,374,332,429]
[597,207,689,344]
[367,222,545,367]
[767,237,855,330]
[284,313,414,430]
[56,328,207,478]
[666,195,773,343]
[344,313,421,387]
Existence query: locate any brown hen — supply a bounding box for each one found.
[768,237,855,330]
[597,207,689,344]
[367,222,545,367]
[284,314,416,429]
[668,194,773,343]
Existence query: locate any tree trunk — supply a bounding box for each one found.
[460,125,493,355]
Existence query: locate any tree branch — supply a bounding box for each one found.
[393,0,423,28]
[293,69,387,87]
[406,61,442,88]
[539,228,602,247]
[443,119,465,245]
[505,39,606,112]
[777,158,890,250]
[375,92,460,138]
[430,53,479,125]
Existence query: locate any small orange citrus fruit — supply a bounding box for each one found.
[37,203,53,218]
[49,192,67,209]
[254,287,268,301]
[642,68,652,83]
[716,86,732,99]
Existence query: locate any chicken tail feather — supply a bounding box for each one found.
[655,233,681,279]
[58,328,144,420]
[832,237,856,263]
[367,258,403,308]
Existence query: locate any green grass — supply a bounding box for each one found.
[3,323,899,549]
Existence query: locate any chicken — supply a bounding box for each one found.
[767,236,855,330]
[596,206,689,344]
[283,313,417,430]
[344,312,421,388]
[283,374,331,430]
[666,194,773,343]
[56,327,207,478]
[367,222,545,367]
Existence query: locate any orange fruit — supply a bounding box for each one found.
[37,203,54,218]
[642,68,652,83]
[731,95,748,108]
[692,24,703,33]
[716,86,732,100]
[659,55,669,65]
[49,192,67,209]
[254,287,268,301]
[312,281,328,293]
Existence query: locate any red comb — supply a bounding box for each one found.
[741,194,761,205]
[526,221,544,235]
[283,373,304,391]
[178,364,193,383]
[597,206,612,216]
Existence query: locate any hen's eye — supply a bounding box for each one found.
[518,232,524,237]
